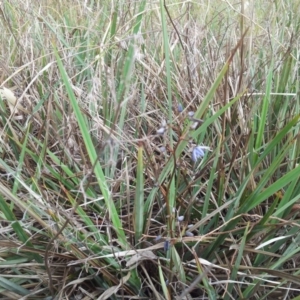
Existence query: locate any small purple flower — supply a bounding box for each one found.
[177,215,184,222]
[191,145,210,162]
[177,104,184,113]
[159,146,166,153]
[191,121,199,130]
[155,235,162,241]
[157,120,167,135]
[157,127,165,135]
[188,111,195,118]
[185,231,194,237]
[164,240,170,252]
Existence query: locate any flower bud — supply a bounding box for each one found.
[177,215,184,222]
[157,127,165,135]
[185,231,194,237]
[177,104,183,113]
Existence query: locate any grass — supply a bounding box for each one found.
[0,0,300,299]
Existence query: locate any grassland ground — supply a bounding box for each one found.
[0,0,300,299]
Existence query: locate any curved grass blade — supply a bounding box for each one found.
[0,276,29,296]
[224,223,249,300]
[0,194,42,263]
[158,260,170,300]
[53,47,128,249]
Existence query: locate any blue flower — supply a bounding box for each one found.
[157,120,167,135]
[155,235,162,242]
[156,127,165,135]
[159,146,166,153]
[164,240,170,252]
[187,111,195,118]
[177,104,183,113]
[177,215,184,222]
[185,231,194,237]
[191,145,210,162]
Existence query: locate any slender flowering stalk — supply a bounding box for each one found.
[191,145,211,162]
[190,117,204,124]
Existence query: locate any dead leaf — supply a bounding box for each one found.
[0,87,19,114]
[97,272,131,300]
[126,250,157,268]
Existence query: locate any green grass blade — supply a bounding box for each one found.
[134,143,144,246]
[0,194,42,263]
[224,223,249,300]
[53,47,128,249]
[158,260,170,300]
[0,276,29,296]
[254,62,273,163]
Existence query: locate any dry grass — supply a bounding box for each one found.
[0,0,300,299]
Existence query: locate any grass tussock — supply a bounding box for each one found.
[1,0,300,299]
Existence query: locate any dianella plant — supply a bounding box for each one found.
[0,1,300,299]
